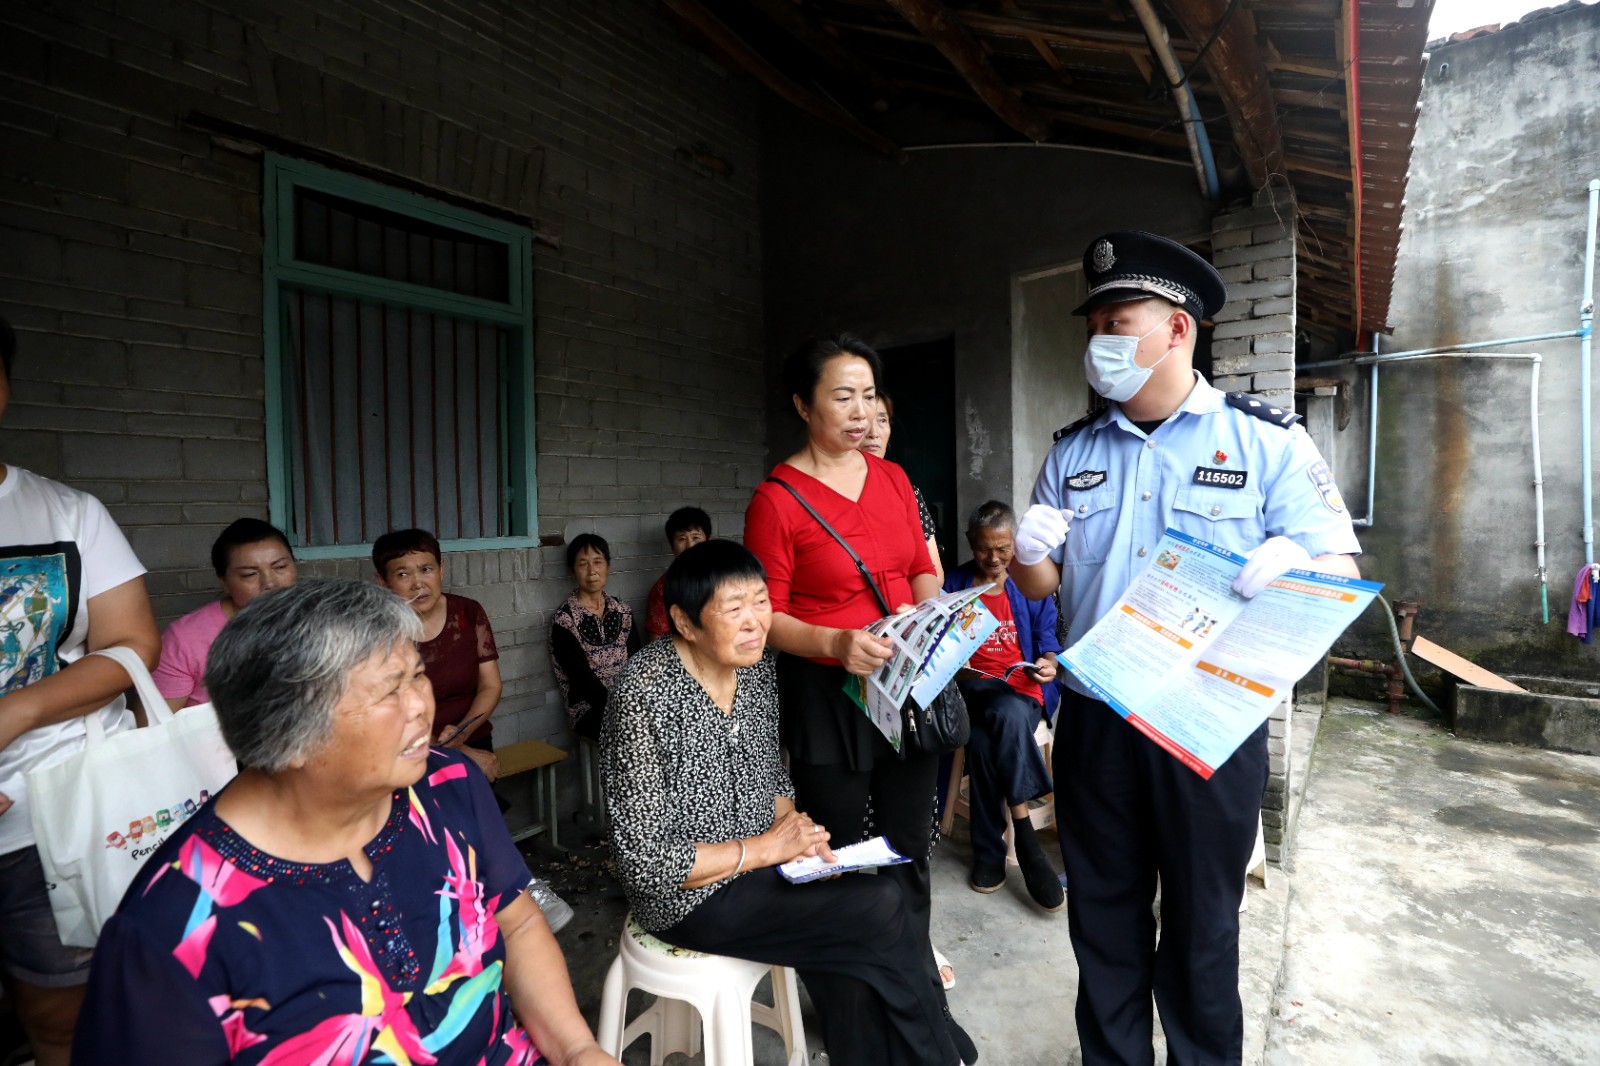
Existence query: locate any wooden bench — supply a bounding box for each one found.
[495,739,569,848]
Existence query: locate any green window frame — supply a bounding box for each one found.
[262,154,537,559]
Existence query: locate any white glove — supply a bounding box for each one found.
[1014,504,1073,566]
[1231,536,1313,598]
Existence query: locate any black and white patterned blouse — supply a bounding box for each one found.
[600,638,795,931]
[912,484,937,541]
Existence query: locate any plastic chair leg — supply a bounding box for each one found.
[705,986,757,1066]
[596,956,628,1057]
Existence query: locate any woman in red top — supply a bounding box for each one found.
[744,335,976,1066]
[373,529,503,782]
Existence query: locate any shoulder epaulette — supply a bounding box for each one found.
[1224,392,1302,428]
[1052,410,1098,442]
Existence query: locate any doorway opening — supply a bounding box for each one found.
[878,337,958,563]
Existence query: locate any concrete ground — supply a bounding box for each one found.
[1265,699,1600,1065]
[522,695,1600,1064]
[5,697,1587,1065]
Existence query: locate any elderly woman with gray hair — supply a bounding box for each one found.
[72,580,621,1066]
[943,501,1065,913]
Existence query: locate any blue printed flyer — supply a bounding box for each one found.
[1059,528,1382,778]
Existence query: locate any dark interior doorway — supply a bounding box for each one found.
[878,337,958,567]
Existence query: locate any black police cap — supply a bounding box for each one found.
[1070,230,1228,323]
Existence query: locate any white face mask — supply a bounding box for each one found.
[1083,312,1176,403]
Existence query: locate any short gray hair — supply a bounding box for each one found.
[967,500,1018,537]
[205,579,423,772]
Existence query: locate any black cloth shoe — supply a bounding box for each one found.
[1012,816,1065,912]
[969,860,1005,893]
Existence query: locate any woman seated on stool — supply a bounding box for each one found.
[601,540,974,1066]
[549,533,641,741]
[73,580,621,1066]
[373,528,503,782]
[943,501,1064,912]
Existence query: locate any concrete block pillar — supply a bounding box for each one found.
[1210,191,1300,862]
[1209,190,1298,412]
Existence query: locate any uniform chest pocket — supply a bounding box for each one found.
[1172,484,1264,545]
[1064,486,1118,566]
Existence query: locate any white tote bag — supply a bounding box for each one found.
[26,645,238,947]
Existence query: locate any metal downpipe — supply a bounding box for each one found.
[1127,0,1220,200]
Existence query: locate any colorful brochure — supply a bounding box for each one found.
[777,835,911,884]
[847,587,1000,752]
[1059,527,1382,778]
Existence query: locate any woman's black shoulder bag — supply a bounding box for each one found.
[766,477,969,757]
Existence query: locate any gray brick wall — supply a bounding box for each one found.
[1209,191,1301,861]
[1209,191,1299,414]
[0,0,765,758]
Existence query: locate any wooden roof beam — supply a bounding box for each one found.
[882,0,1053,141]
[997,0,1075,83]
[947,11,1197,55]
[1161,0,1286,189]
[744,0,902,106]
[660,0,905,161]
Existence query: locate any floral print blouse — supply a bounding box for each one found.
[600,639,793,932]
[74,749,538,1065]
[549,591,640,738]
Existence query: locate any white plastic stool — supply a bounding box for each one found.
[597,914,807,1066]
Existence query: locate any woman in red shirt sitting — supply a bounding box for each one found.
[372,528,502,781]
[744,335,976,1065]
[942,501,1064,912]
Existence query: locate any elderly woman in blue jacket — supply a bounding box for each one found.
[943,500,1065,912]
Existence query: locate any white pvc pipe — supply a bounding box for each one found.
[1532,355,1548,621]
[1340,352,1547,617]
[1581,178,1598,566]
[1351,333,1379,529]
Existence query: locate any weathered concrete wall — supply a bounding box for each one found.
[760,107,1213,521]
[1011,267,1087,511]
[1325,3,1600,678]
[0,0,765,754]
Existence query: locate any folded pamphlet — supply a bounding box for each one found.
[845,587,1000,752]
[1059,527,1382,778]
[777,835,911,884]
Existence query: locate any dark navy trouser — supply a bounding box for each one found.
[956,678,1054,868]
[1054,692,1267,1066]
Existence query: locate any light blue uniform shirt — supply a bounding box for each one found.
[1031,372,1361,697]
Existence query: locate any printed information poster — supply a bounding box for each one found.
[1059,527,1382,778]
[846,587,999,751]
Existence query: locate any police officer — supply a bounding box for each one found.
[1009,231,1360,1065]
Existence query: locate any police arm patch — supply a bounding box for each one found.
[1067,470,1107,491]
[1307,461,1346,514]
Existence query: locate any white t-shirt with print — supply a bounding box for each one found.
[0,465,146,854]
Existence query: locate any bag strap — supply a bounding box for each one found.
[767,477,893,617]
[86,646,174,746]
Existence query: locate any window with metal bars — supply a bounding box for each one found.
[262,155,536,557]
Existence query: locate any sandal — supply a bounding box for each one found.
[934,945,956,990]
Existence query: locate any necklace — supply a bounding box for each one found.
[679,643,736,714]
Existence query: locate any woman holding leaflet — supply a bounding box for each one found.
[743,335,974,1059]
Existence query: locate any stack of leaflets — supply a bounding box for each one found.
[845,587,1000,752]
